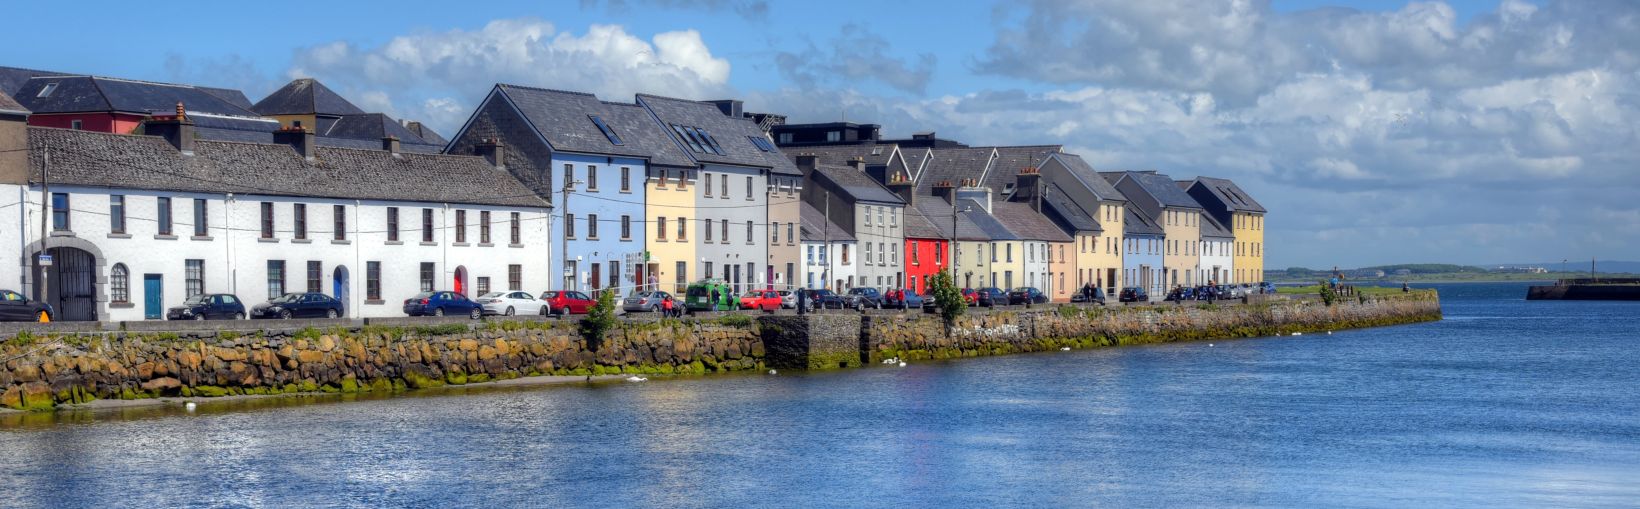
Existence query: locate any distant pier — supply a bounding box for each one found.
[1526,279,1640,300]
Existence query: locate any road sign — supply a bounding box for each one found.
[37,254,52,266]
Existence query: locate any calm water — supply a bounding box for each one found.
[2,282,1637,508]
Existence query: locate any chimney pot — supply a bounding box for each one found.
[273,126,316,160]
[382,136,401,154]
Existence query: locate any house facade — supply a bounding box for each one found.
[1185,177,1267,284]
[1108,171,1202,289]
[1122,207,1166,299]
[799,202,856,291]
[1037,152,1127,295]
[918,184,992,291]
[796,156,906,292]
[1198,212,1235,286]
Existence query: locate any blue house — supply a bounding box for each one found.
[446,84,695,294]
[1122,207,1165,299]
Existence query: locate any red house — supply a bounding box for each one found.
[890,176,950,295]
[11,75,265,135]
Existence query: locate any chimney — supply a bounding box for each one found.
[885,172,914,206]
[932,179,956,204]
[1014,166,1043,212]
[706,99,744,118]
[145,101,196,155]
[956,178,993,213]
[382,136,401,155]
[794,153,819,171]
[474,138,506,169]
[847,156,865,172]
[274,125,315,160]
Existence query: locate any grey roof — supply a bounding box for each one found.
[1188,176,1267,213]
[1041,182,1100,234]
[787,143,898,169]
[1199,212,1234,239]
[914,200,989,241]
[198,87,254,110]
[252,78,365,116]
[959,200,1018,241]
[0,66,65,97]
[1116,171,1201,209]
[980,145,1061,195]
[900,146,930,179]
[13,76,261,117]
[0,89,26,115]
[314,136,443,154]
[1046,152,1125,202]
[495,85,694,167]
[321,113,443,148]
[1124,207,1164,236]
[990,201,1074,242]
[637,93,801,175]
[916,147,994,195]
[811,164,904,205]
[901,202,945,239]
[800,202,855,242]
[28,126,545,208]
[404,122,448,146]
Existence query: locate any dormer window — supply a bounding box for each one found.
[589,115,624,145]
[37,82,57,98]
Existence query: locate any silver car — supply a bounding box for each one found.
[622,291,674,313]
[778,290,797,309]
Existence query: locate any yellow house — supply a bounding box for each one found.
[1107,171,1202,289]
[646,165,697,293]
[1184,177,1267,284]
[1037,153,1127,295]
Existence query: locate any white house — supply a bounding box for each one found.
[2,112,551,321]
[799,202,856,291]
[1198,212,1235,285]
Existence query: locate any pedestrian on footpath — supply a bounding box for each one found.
[710,287,721,312]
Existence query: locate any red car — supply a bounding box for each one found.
[738,290,782,312]
[960,288,981,306]
[540,290,597,315]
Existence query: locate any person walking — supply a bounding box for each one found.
[661,294,675,318]
[710,286,721,312]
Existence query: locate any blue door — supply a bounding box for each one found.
[143,274,163,319]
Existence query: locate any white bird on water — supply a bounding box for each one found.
[1292,332,1303,336]
[1327,331,1333,335]
[1209,343,1215,347]
[184,402,197,412]
[882,357,900,365]
[625,376,648,383]
[768,369,778,375]
[1059,346,1071,351]
[898,361,906,367]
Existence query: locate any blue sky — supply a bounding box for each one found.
[5,0,1633,270]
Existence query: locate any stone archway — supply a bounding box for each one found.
[21,236,107,321]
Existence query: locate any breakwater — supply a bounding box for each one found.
[0,295,1440,411]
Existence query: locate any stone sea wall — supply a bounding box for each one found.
[1,295,1439,411]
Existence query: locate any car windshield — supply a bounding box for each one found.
[479,292,505,299]
[184,295,210,305]
[271,293,303,304]
[743,292,761,298]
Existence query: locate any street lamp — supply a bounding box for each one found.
[950,201,971,272]
[561,178,585,292]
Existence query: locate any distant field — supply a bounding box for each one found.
[1267,271,1640,283]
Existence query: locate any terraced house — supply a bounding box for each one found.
[795,155,906,291]
[922,181,993,291]
[799,202,855,291]
[1035,152,1127,295]
[1185,177,1266,284]
[1107,171,1203,289]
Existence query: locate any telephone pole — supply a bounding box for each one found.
[37,142,49,305]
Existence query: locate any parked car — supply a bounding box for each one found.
[1007,287,1048,305]
[254,292,345,319]
[845,288,885,309]
[800,289,845,309]
[1217,285,1245,299]
[476,291,548,316]
[402,291,482,318]
[1070,287,1106,305]
[777,290,797,309]
[1118,287,1149,303]
[0,289,53,322]
[167,293,246,320]
[960,288,981,306]
[1257,282,1277,294]
[738,290,782,312]
[974,287,1006,307]
[887,288,925,309]
[683,280,735,311]
[541,290,598,315]
[623,291,674,313]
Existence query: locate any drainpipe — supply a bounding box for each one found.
[225,192,235,297]
[442,203,450,293]
[354,199,362,316]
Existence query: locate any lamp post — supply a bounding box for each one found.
[561,178,585,292]
[949,200,971,275]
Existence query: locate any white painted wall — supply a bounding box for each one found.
[1199,238,1234,285]
[800,239,856,291]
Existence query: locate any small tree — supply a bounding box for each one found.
[928,269,965,333]
[580,288,618,349]
[1318,280,1338,307]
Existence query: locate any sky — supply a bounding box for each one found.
[3,0,1636,269]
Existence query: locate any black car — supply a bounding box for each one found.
[1118,287,1149,303]
[845,288,885,309]
[252,292,345,319]
[1070,287,1106,305]
[800,289,845,309]
[167,293,247,320]
[974,287,1006,307]
[1007,287,1048,305]
[0,289,53,322]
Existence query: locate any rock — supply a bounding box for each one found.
[135,362,155,380]
[477,346,498,361]
[1,385,21,409]
[296,350,326,364]
[140,377,181,392]
[319,336,337,352]
[458,339,479,352]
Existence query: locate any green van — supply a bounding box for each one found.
[683,279,736,311]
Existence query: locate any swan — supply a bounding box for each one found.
[1059,347,1071,351]
[768,369,778,375]
[625,376,648,383]
[898,361,906,367]
[185,402,197,412]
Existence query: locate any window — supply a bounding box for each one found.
[676,261,687,294]
[745,176,753,199]
[70,119,82,130]
[565,213,576,238]
[865,206,873,227]
[455,210,467,243]
[865,242,873,266]
[772,221,780,243]
[48,193,69,231]
[673,124,705,153]
[748,135,774,152]
[387,207,399,242]
[912,243,920,264]
[307,261,322,293]
[509,264,522,291]
[422,208,434,242]
[890,244,898,266]
[826,131,841,142]
[157,197,172,235]
[697,127,725,155]
[37,82,58,97]
[587,214,599,239]
[890,209,897,227]
[991,244,997,262]
[193,199,208,236]
[778,132,792,144]
[842,244,850,264]
[420,262,435,292]
[720,174,728,199]
[481,211,492,244]
[587,165,598,191]
[266,260,284,299]
[745,221,753,244]
[676,217,686,240]
[703,172,713,197]
[332,205,346,240]
[260,202,275,238]
[621,167,631,192]
[589,115,624,145]
[510,212,521,244]
[705,218,713,241]
[1007,244,1013,262]
[721,219,729,243]
[294,204,307,240]
[563,164,574,191]
[620,215,631,240]
[186,259,205,298]
[110,264,129,303]
[366,262,381,301]
[787,223,794,245]
[657,217,667,240]
[108,195,126,234]
[475,277,491,296]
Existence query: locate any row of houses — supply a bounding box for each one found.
[0,65,1265,321]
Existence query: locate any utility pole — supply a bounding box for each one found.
[824,190,831,291]
[37,142,49,306]
[561,178,584,293]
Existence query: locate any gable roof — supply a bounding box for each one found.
[1040,181,1100,234]
[404,121,448,146]
[198,87,254,110]
[787,143,899,169]
[1199,212,1234,239]
[321,113,442,148]
[28,126,545,208]
[990,201,1074,242]
[1187,176,1266,213]
[1124,206,1164,236]
[0,66,66,97]
[637,93,800,175]
[810,164,904,205]
[916,147,995,195]
[0,89,26,115]
[981,145,1061,196]
[901,202,946,239]
[491,85,694,167]
[252,78,365,116]
[800,201,855,242]
[1111,171,1201,209]
[899,146,930,180]
[914,200,990,241]
[960,199,1018,241]
[14,76,261,118]
[1044,152,1126,202]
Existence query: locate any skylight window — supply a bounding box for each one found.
[671,124,705,153]
[37,82,58,98]
[589,115,624,146]
[748,136,774,152]
[695,127,726,156]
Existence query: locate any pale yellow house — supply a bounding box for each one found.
[1037,153,1127,295]
[647,165,697,293]
[1184,177,1267,284]
[1108,171,1202,289]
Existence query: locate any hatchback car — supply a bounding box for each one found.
[845,288,885,309]
[888,288,925,309]
[541,290,598,315]
[254,293,344,319]
[742,290,782,312]
[623,291,674,313]
[1118,287,1150,303]
[960,288,981,306]
[800,289,845,309]
[1007,287,1048,305]
[975,287,1006,307]
[403,291,482,318]
[167,293,247,320]
[777,290,797,309]
[476,291,548,316]
[0,289,53,322]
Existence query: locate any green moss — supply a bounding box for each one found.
[369,378,394,393]
[445,370,468,385]
[467,373,491,384]
[294,327,323,342]
[340,377,360,393]
[402,371,444,389]
[193,385,230,397]
[297,380,319,392]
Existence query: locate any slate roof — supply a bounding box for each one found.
[199,87,254,110]
[899,146,930,180]
[981,145,1061,196]
[252,78,365,116]
[916,147,995,195]
[914,200,989,241]
[637,93,801,175]
[404,122,448,146]
[1124,207,1164,236]
[27,126,545,208]
[1199,212,1234,239]
[13,76,261,118]
[901,202,946,240]
[786,143,898,169]
[959,200,1018,241]
[1188,176,1266,213]
[800,202,855,242]
[0,89,26,115]
[1113,171,1201,209]
[493,85,695,168]
[320,113,443,149]
[0,66,65,97]
[1041,181,1100,234]
[1046,152,1125,202]
[990,201,1074,242]
[190,114,284,143]
[811,164,904,205]
[315,136,443,154]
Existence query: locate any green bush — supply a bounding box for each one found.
[927,269,966,327]
[580,289,619,348]
[1318,281,1338,306]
